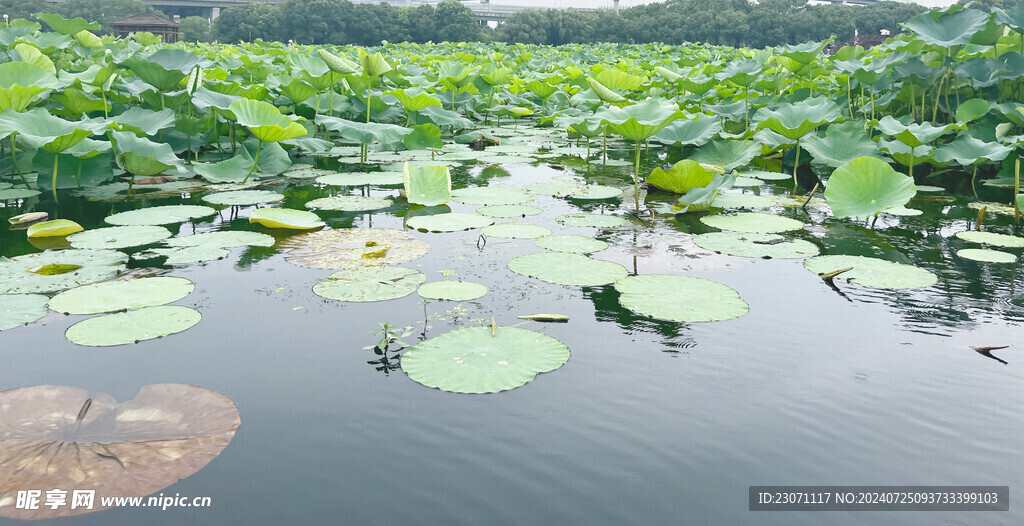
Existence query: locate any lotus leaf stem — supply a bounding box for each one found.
[10,136,29,188]
[1013,157,1020,216]
[242,140,263,184]
[51,154,59,203]
[792,139,801,189]
[976,205,986,230]
[633,141,642,212]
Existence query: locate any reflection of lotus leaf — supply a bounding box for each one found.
[49,277,194,315]
[65,305,202,346]
[202,190,284,206]
[402,327,569,394]
[407,213,493,233]
[135,246,230,264]
[615,274,749,322]
[417,280,487,301]
[316,172,404,186]
[0,294,49,331]
[957,248,1016,263]
[556,214,628,228]
[803,255,937,289]
[700,213,804,234]
[304,196,392,212]
[68,226,173,250]
[312,265,426,302]
[508,252,628,286]
[477,204,543,218]
[693,232,819,259]
[534,234,609,254]
[452,187,534,205]
[280,228,430,269]
[104,205,215,226]
[249,208,325,230]
[955,230,1024,248]
[0,249,127,294]
[481,223,551,239]
[0,384,240,519]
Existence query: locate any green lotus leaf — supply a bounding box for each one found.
[824,157,916,218]
[109,131,184,177]
[0,294,49,331]
[316,171,404,186]
[647,159,715,194]
[249,208,325,230]
[902,8,990,47]
[933,134,1012,166]
[304,196,392,212]
[716,58,763,87]
[700,212,804,233]
[417,106,475,131]
[601,98,683,142]
[192,151,256,183]
[202,190,284,206]
[555,214,628,228]
[0,249,127,295]
[401,326,570,394]
[0,188,41,200]
[49,277,194,315]
[33,13,100,35]
[280,228,429,270]
[407,212,493,232]
[688,140,761,172]
[534,234,608,254]
[135,246,230,265]
[776,39,831,64]
[615,274,749,322]
[736,169,791,181]
[68,225,172,250]
[403,123,443,151]
[803,255,938,289]
[452,186,533,206]
[27,219,83,238]
[317,48,359,75]
[955,98,993,123]
[676,172,736,212]
[875,116,959,147]
[65,305,201,346]
[481,223,551,239]
[956,248,1017,263]
[526,181,621,200]
[230,99,307,143]
[879,139,934,167]
[955,230,1024,247]
[801,122,881,168]
[108,108,176,137]
[593,69,643,92]
[693,232,819,258]
[73,29,102,49]
[477,204,542,218]
[105,205,215,226]
[359,49,392,77]
[0,108,101,154]
[123,49,202,92]
[313,265,425,302]
[652,114,722,146]
[753,98,842,141]
[508,252,627,286]
[166,231,275,249]
[586,77,625,103]
[388,87,442,112]
[403,163,451,207]
[417,280,487,301]
[317,115,411,149]
[14,43,55,76]
[0,62,59,113]
[710,193,775,209]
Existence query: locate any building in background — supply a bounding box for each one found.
[111,12,181,42]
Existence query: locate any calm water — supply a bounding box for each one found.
[1,139,1022,525]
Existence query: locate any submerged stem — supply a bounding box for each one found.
[633,142,641,212]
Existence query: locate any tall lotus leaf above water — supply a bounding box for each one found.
[600,98,682,142]
[902,7,990,48]
[123,49,203,92]
[801,121,881,168]
[824,157,916,218]
[0,62,59,113]
[317,48,359,75]
[109,131,184,177]
[230,99,307,143]
[108,107,176,136]
[14,43,55,76]
[0,108,102,154]
[359,49,393,77]
[586,77,625,103]
[33,13,100,35]
[753,98,841,141]
[317,115,412,149]
[934,134,1012,166]
[688,139,761,172]
[875,116,960,148]
[647,159,715,194]
[652,113,722,146]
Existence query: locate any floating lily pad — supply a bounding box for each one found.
[481,223,551,239]
[477,154,536,165]
[915,185,945,192]
[166,230,276,249]
[282,166,334,179]
[401,326,570,394]
[0,188,41,200]
[614,274,749,322]
[202,190,284,206]
[104,205,215,226]
[316,172,404,186]
[26,220,83,238]
[0,294,49,331]
[304,196,392,212]
[0,249,127,294]
[556,214,628,228]
[67,225,172,250]
[957,248,1017,263]
[0,384,239,519]
[955,230,1024,248]
[407,213,493,233]
[967,201,1019,216]
[134,246,230,264]
[803,255,938,289]
[74,181,199,202]
[884,206,923,216]
[527,181,621,199]
[49,277,195,315]
[711,193,774,209]
[65,305,202,346]
[452,187,534,205]
[700,213,804,234]
[693,232,819,259]
[417,280,487,301]
[508,252,628,286]
[534,234,609,254]
[249,208,325,230]
[736,169,790,181]
[476,204,543,218]
[312,265,426,302]
[280,228,430,270]
[732,176,764,187]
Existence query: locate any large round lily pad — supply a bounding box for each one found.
[956,248,1017,263]
[955,231,1024,248]
[312,265,426,302]
[614,274,749,322]
[0,188,41,200]
[0,294,49,331]
[304,196,392,212]
[700,213,804,234]
[0,249,127,294]
[417,280,487,301]
[556,213,628,228]
[67,226,173,249]
[167,231,275,249]
[711,193,774,209]
[451,187,534,205]
[280,228,430,269]
[803,255,938,289]
[401,326,570,394]
[202,190,284,206]
[64,305,202,346]
[49,277,195,315]
[249,208,325,230]
[481,223,551,239]
[0,384,239,519]
[104,205,216,226]
[476,204,543,218]
[508,252,628,286]
[315,171,404,186]
[693,232,819,259]
[737,169,790,181]
[407,213,493,233]
[527,181,621,199]
[534,234,609,254]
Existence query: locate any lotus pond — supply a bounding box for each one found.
[2,5,1024,525]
